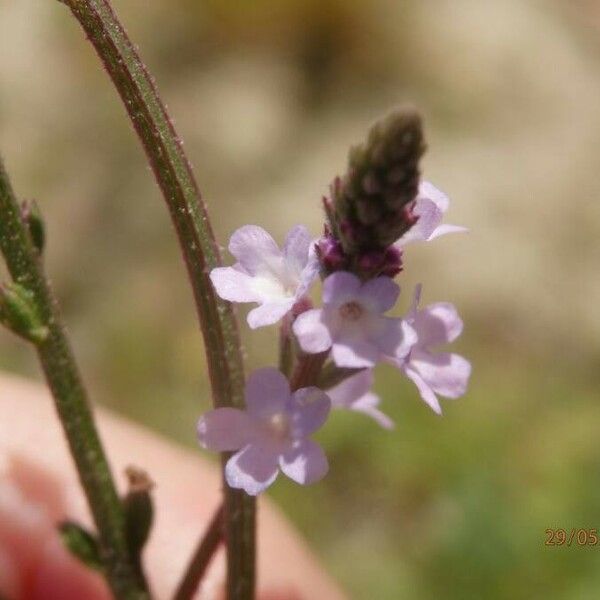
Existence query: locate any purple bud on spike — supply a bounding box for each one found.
[339,220,355,243]
[357,250,386,275]
[401,200,419,229]
[317,235,347,272]
[381,246,403,277]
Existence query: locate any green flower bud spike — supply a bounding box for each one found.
[329,108,426,257]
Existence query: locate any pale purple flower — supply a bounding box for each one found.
[391,285,471,414]
[293,272,416,368]
[397,181,467,246]
[197,367,330,495]
[327,369,393,429]
[210,225,319,329]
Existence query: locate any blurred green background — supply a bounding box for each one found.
[2,0,600,598]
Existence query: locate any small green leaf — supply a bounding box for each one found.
[0,282,48,344]
[58,521,103,571]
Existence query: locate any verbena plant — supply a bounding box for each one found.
[0,1,470,598]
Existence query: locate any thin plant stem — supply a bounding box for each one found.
[53,1,255,597]
[278,316,294,378]
[173,504,224,600]
[0,159,148,598]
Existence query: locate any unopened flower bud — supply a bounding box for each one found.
[380,246,403,278]
[316,235,347,273]
[357,249,386,275]
[123,466,154,558]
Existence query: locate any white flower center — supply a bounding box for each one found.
[253,257,300,300]
[339,301,364,321]
[267,413,290,440]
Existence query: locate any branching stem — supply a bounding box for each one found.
[0,159,148,598]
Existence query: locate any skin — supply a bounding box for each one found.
[0,372,346,600]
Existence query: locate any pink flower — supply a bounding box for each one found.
[397,181,467,246]
[326,370,393,429]
[391,285,471,414]
[293,272,416,368]
[197,368,330,495]
[210,225,319,329]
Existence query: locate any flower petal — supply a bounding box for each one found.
[289,387,331,436]
[419,180,450,211]
[225,444,279,495]
[283,225,311,274]
[350,392,395,430]
[429,223,468,240]
[375,317,417,359]
[403,365,442,414]
[244,367,290,419]
[413,302,463,348]
[293,309,332,354]
[397,197,443,245]
[197,408,256,451]
[322,272,361,305]
[296,242,320,298]
[410,350,471,399]
[327,370,374,408]
[331,338,379,368]
[229,225,281,275]
[328,371,394,429]
[396,181,465,245]
[210,267,261,303]
[405,284,423,322]
[280,439,328,485]
[247,300,293,329]
[358,277,400,313]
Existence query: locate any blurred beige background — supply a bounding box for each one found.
[1,1,600,598]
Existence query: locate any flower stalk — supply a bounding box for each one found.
[278,316,294,379]
[0,158,148,598]
[289,351,329,391]
[53,0,255,596]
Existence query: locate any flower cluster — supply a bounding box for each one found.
[198,112,471,495]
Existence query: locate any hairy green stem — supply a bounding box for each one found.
[173,504,224,600]
[54,0,255,596]
[0,159,148,598]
